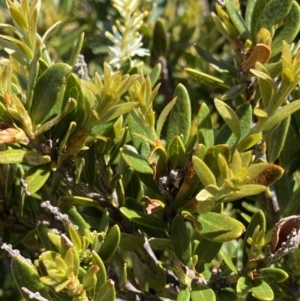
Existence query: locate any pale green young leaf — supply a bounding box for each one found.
[156,97,176,138]
[214,99,241,142]
[220,250,238,274]
[260,99,300,131]
[192,156,217,186]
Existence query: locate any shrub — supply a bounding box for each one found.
[0,0,300,300]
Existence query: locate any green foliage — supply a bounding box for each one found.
[0,0,300,300]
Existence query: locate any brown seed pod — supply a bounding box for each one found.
[270,215,300,253]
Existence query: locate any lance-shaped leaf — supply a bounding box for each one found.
[166,84,191,146]
[171,215,192,264]
[223,184,266,202]
[197,212,245,242]
[225,0,250,40]
[197,102,214,148]
[220,250,238,274]
[185,68,229,89]
[259,99,300,132]
[267,116,290,163]
[120,207,166,229]
[31,63,72,126]
[151,19,169,59]
[194,44,237,76]
[100,102,138,124]
[214,99,241,143]
[192,156,217,187]
[92,251,107,297]
[156,97,176,139]
[220,83,247,101]
[245,0,258,29]
[99,225,120,262]
[120,147,153,174]
[0,149,50,165]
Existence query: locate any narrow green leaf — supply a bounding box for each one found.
[148,238,172,250]
[156,97,176,138]
[100,102,138,123]
[220,83,247,101]
[192,156,217,186]
[151,19,169,58]
[0,149,47,165]
[237,133,262,152]
[214,99,241,142]
[166,84,191,146]
[171,215,192,264]
[267,116,290,163]
[120,207,166,229]
[225,0,250,40]
[223,184,266,202]
[120,148,153,174]
[220,251,238,274]
[194,44,236,76]
[148,63,162,87]
[185,68,229,89]
[21,164,51,195]
[92,251,107,297]
[260,99,300,131]
[245,0,259,29]
[99,225,120,262]
[198,212,245,242]
[197,102,214,148]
